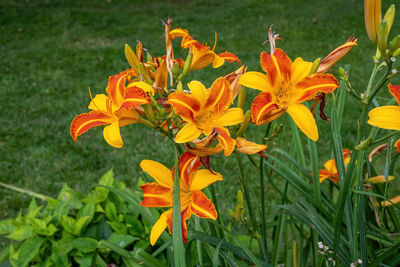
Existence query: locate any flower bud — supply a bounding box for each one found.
[338,67,346,78]
[237,86,246,109]
[309,58,320,74]
[178,52,193,80]
[377,20,388,56]
[389,35,400,53]
[125,44,140,72]
[366,175,395,184]
[176,81,183,92]
[383,4,395,35]
[393,47,400,57]
[171,62,180,76]
[364,0,381,43]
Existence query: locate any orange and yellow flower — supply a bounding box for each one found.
[70,71,153,148]
[239,48,339,141]
[319,149,351,183]
[364,0,381,43]
[139,152,222,245]
[168,77,244,156]
[170,28,241,71]
[368,84,400,131]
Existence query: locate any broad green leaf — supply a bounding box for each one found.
[0,220,16,235]
[73,237,98,253]
[107,221,127,235]
[108,233,139,248]
[60,215,76,235]
[105,201,117,221]
[6,226,33,241]
[0,246,10,264]
[133,248,167,267]
[9,245,18,267]
[24,207,41,223]
[51,237,74,266]
[17,237,45,267]
[27,199,38,214]
[99,168,114,186]
[28,218,47,234]
[74,254,92,267]
[74,216,92,235]
[78,202,95,219]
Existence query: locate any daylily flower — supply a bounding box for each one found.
[364,0,381,43]
[168,77,244,156]
[139,152,222,245]
[70,72,152,148]
[368,84,400,131]
[239,48,339,141]
[317,36,358,73]
[170,28,241,71]
[319,149,351,183]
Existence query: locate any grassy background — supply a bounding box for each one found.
[1,0,399,223]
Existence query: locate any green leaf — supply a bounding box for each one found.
[107,221,127,235]
[0,246,10,264]
[73,237,98,253]
[6,226,33,241]
[28,218,47,234]
[60,215,76,235]
[17,237,45,267]
[51,237,74,266]
[0,220,16,235]
[78,202,95,219]
[74,216,92,235]
[74,254,93,267]
[133,248,167,267]
[105,201,117,221]
[212,238,224,267]
[27,198,38,214]
[99,168,114,186]
[108,233,139,248]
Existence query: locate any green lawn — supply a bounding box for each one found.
[0,0,399,222]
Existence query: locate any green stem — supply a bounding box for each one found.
[172,146,186,267]
[0,182,49,201]
[235,153,259,242]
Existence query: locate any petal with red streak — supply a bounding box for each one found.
[139,183,173,207]
[388,84,400,105]
[215,126,236,156]
[217,51,241,65]
[120,86,150,110]
[70,111,113,142]
[178,151,202,187]
[293,74,339,102]
[166,207,192,243]
[191,191,218,220]
[260,48,292,88]
[168,92,201,123]
[395,139,400,153]
[251,92,281,125]
[106,73,126,107]
[205,77,232,116]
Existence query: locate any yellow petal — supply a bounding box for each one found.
[190,169,223,191]
[174,123,202,143]
[239,71,271,92]
[368,106,400,131]
[150,210,171,245]
[188,80,208,106]
[127,81,155,95]
[88,94,109,113]
[140,160,173,188]
[379,195,400,207]
[214,108,244,127]
[291,57,313,83]
[212,54,225,68]
[103,120,123,148]
[286,103,318,141]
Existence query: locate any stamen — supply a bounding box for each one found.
[212,32,217,51]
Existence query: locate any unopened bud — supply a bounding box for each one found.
[389,35,400,52]
[338,67,346,78]
[178,53,193,80]
[235,110,251,137]
[383,5,395,35]
[171,62,180,76]
[144,104,157,126]
[124,44,140,72]
[377,20,388,56]
[237,87,246,109]
[355,137,372,150]
[237,190,244,205]
[228,209,235,218]
[309,57,321,74]
[393,47,400,57]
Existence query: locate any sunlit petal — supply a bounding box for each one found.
[190,169,223,191]
[174,123,203,143]
[150,209,171,246]
[88,94,109,113]
[215,126,236,156]
[70,111,113,142]
[368,106,400,131]
[188,81,208,106]
[205,77,232,116]
[140,183,173,207]
[140,160,173,187]
[239,71,271,92]
[260,48,292,87]
[293,74,339,102]
[103,120,124,148]
[191,191,218,220]
[168,92,201,123]
[286,103,318,141]
[120,86,151,110]
[127,81,155,95]
[214,108,244,127]
[251,92,281,125]
[235,137,267,155]
[291,58,313,84]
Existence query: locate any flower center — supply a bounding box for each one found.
[275,80,292,106]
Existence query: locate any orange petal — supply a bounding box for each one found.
[215,126,236,156]
[395,139,400,153]
[168,92,201,123]
[120,86,151,110]
[251,92,281,125]
[388,84,400,105]
[235,137,268,155]
[364,0,381,43]
[191,47,215,70]
[217,51,241,65]
[191,191,218,220]
[140,183,173,207]
[205,77,232,117]
[260,48,292,88]
[70,111,113,142]
[379,195,400,207]
[117,109,140,127]
[106,73,126,107]
[184,144,224,157]
[166,207,192,243]
[178,152,202,187]
[153,59,169,93]
[319,169,331,183]
[293,74,339,102]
